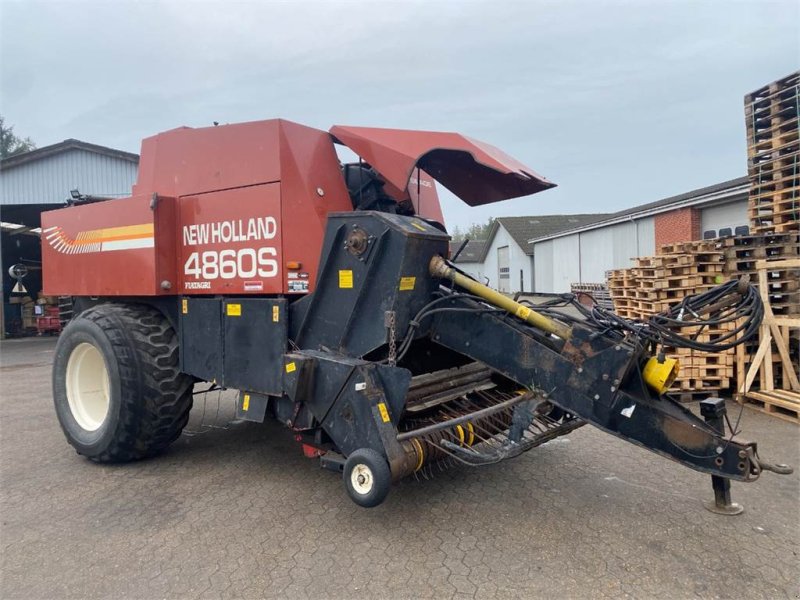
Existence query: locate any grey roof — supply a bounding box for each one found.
[450,239,487,263]
[527,176,749,244]
[449,214,610,263]
[0,139,139,171]
[607,176,748,220]
[485,214,610,258]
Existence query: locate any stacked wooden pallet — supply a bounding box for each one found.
[606,269,638,319]
[608,240,734,394]
[607,234,798,414]
[648,242,732,393]
[721,233,800,316]
[735,258,800,424]
[722,233,799,393]
[745,71,799,234]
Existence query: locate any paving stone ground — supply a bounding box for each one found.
[1,337,798,599]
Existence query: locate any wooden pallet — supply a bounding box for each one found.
[745,72,799,235]
[722,233,800,315]
[741,391,800,424]
[735,258,800,423]
[673,377,731,392]
[745,71,799,117]
[636,254,693,268]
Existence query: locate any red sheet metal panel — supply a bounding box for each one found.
[275,120,355,293]
[42,194,177,296]
[42,120,357,298]
[330,125,555,206]
[42,119,554,299]
[133,120,283,198]
[178,183,283,295]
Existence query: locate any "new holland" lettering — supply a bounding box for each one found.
[182,217,277,246]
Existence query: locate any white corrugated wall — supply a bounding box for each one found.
[533,240,553,292]
[1,149,138,205]
[551,235,581,292]
[533,217,656,292]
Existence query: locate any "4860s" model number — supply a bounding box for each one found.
[183,248,278,280]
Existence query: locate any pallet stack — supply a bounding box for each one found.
[607,233,799,410]
[723,233,799,393]
[722,233,800,315]
[745,71,799,234]
[606,269,639,319]
[735,258,800,423]
[608,240,734,395]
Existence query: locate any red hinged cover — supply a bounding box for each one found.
[330,125,555,206]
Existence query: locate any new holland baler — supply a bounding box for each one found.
[42,119,790,508]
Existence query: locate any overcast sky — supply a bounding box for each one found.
[1,0,797,229]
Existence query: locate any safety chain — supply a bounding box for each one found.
[386,310,397,366]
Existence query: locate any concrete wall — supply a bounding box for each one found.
[701,199,748,234]
[1,149,138,205]
[533,217,655,292]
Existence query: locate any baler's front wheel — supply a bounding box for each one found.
[52,303,193,462]
[343,449,392,508]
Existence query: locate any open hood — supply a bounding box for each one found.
[330,125,555,206]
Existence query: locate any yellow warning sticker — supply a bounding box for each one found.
[272,305,280,322]
[242,394,250,411]
[377,402,391,423]
[285,362,297,373]
[181,298,188,314]
[399,276,416,291]
[411,221,426,231]
[515,306,531,320]
[227,303,242,317]
[339,269,354,289]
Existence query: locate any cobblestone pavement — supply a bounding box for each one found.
[1,337,798,599]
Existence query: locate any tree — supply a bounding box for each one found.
[0,116,36,159]
[450,217,496,242]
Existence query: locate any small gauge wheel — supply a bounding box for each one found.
[343,448,391,507]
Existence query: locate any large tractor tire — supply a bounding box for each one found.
[52,303,193,462]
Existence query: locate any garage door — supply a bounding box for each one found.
[498,245,510,293]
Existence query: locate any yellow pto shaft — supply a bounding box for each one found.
[429,255,573,340]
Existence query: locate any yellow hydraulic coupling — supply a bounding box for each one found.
[429,255,572,340]
[642,355,680,395]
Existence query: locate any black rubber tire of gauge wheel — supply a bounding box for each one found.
[343,448,392,508]
[52,303,193,462]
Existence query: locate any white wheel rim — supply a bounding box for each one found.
[350,463,374,495]
[66,342,110,431]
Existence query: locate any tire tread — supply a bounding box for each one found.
[74,303,193,462]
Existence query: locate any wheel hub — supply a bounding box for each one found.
[350,464,374,495]
[65,342,110,431]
